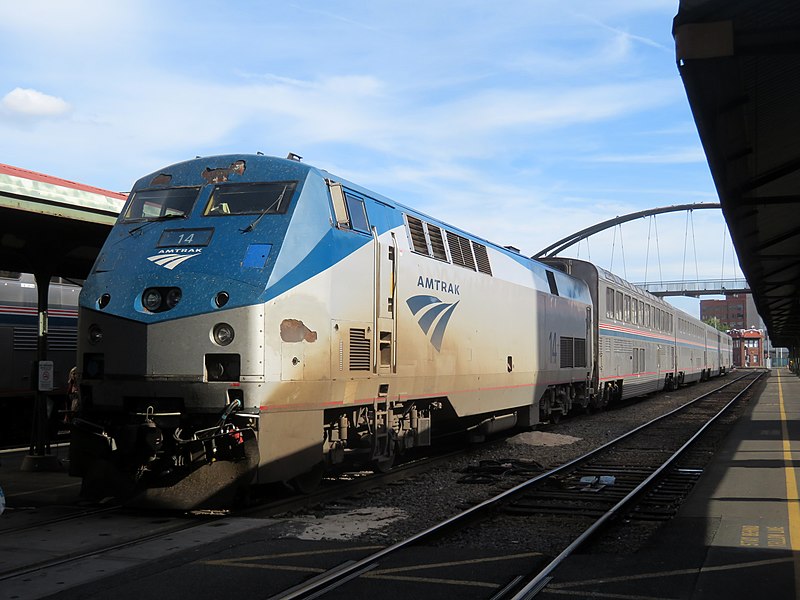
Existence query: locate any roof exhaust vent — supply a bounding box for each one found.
[286,152,303,162]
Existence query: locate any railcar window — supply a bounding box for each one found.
[615,291,623,321]
[0,270,21,279]
[204,181,296,216]
[624,295,631,322]
[606,288,615,318]
[122,187,200,222]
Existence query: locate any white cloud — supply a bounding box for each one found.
[588,147,708,164]
[2,88,70,117]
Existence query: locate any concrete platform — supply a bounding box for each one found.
[0,442,80,510]
[546,368,800,599]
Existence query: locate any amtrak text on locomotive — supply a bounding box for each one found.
[417,276,460,295]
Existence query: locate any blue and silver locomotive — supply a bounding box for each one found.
[69,153,729,509]
[69,154,594,507]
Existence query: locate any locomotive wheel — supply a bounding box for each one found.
[371,450,396,474]
[290,462,324,494]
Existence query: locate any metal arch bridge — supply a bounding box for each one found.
[532,202,751,297]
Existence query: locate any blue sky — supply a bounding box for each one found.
[0,1,744,316]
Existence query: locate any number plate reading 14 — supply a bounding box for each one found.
[157,228,214,247]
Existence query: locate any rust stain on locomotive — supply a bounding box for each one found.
[201,160,246,184]
[281,319,318,343]
[150,173,173,186]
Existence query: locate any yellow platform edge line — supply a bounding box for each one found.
[777,370,800,598]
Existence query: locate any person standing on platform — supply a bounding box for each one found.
[67,367,80,421]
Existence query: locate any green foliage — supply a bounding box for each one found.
[703,316,729,332]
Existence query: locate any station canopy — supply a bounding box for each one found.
[674,0,800,349]
[0,164,125,281]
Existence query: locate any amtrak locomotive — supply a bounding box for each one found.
[69,154,731,508]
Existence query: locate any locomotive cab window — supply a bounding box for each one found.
[204,181,296,216]
[344,193,371,234]
[122,187,200,222]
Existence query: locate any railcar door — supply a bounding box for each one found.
[373,228,397,374]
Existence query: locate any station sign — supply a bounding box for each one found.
[38,360,54,392]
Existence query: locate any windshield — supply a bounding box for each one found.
[121,187,200,222]
[204,182,296,216]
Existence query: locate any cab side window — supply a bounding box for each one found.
[345,193,371,234]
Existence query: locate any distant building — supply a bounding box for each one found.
[729,328,764,368]
[700,294,757,330]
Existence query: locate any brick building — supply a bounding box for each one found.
[729,328,764,368]
[700,294,760,331]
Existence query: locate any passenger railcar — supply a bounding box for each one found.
[542,258,732,407]
[0,271,80,446]
[69,154,595,508]
[0,271,79,396]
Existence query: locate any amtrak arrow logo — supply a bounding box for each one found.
[406,295,459,352]
[147,252,201,270]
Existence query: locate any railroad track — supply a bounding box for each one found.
[0,442,475,594]
[266,370,764,600]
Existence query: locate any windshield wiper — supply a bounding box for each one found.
[240,185,288,233]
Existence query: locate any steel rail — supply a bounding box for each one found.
[268,371,760,600]
[506,370,765,599]
[0,446,475,584]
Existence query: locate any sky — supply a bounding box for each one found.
[0,0,746,317]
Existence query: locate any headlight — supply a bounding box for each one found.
[98,293,111,309]
[142,288,163,311]
[166,288,182,309]
[214,291,229,308]
[213,323,235,346]
[88,324,103,344]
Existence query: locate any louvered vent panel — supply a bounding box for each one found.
[448,231,477,270]
[574,338,587,368]
[446,231,463,266]
[349,328,371,371]
[13,327,77,351]
[427,225,448,261]
[49,327,78,351]
[407,216,429,254]
[472,242,492,275]
[459,236,476,270]
[560,336,574,368]
[13,327,37,351]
